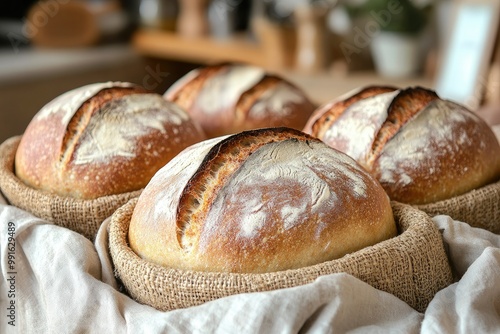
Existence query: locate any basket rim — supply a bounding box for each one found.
[109,198,435,278]
[0,135,143,240]
[416,178,500,209]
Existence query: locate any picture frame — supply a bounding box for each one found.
[484,25,500,105]
[434,0,500,111]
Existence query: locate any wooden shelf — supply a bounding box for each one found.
[132,29,268,68]
[132,29,435,105]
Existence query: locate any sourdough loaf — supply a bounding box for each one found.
[304,86,500,205]
[164,63,316,138]
[128,127,397,273]
[15,82,206,200]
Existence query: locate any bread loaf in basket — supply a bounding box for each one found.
[304,85,500,232]
[0,82,206,239]
[108,127,453,312]
[109,199,452,312]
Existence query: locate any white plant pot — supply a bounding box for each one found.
[370,32,422,78]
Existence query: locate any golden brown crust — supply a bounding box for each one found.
[372,99,500,204]
[165,64,226,112]
[303,85,500,205]
[177,128,319,249]
[309,86,398,139]
[234,76,281,128]
[164,63,316,138]
[61,87,148,166]
[128,127,397,274]
[15,82,206,199]
[367,87,439,168]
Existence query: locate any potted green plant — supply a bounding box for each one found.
[343,0,432,77]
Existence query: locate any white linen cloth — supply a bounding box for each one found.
[1,191,500,334]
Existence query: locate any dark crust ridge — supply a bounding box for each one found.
[311,85,398,138]
[235,75,279,124]
[59,86,148,166]
[168,63,227,109]
[367,86,439,167]
[175,127,320,249]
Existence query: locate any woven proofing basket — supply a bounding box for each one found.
[109,199,453,313]
[0,136,142,240]
[416,179,500,234]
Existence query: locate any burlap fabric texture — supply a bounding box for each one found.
[416,179,500,234]
[109,198,453,313]
[0,136,142,240]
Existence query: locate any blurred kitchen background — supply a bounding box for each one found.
[0,0,499,142]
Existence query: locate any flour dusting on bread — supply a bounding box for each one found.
[128,128,396,273]
[195,65,265,114]
[151,136,226,224]
[378,99,471,185]
[323,91,399,162]
[249,82,306,118]
[36,82,134,126]
[74,94,189,164]
[202,139,368,242]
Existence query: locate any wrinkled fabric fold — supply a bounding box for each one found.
[1,201,500,333]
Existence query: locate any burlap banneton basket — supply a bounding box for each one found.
[416,180,500,234]
[109,198,453,313]
[0,136,142,240]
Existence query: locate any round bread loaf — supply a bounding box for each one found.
[15,82,206,200]
[128,127,397,274]
[163,63,316,138]
[304,86,500,205]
